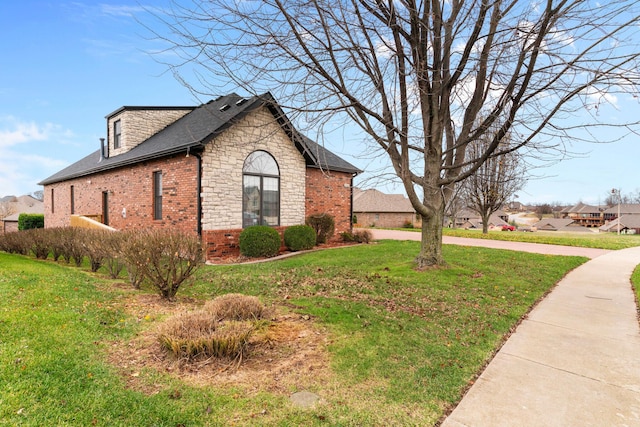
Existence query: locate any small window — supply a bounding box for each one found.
[114,120,121,149]
[70,185,75,214]
[242,151,280,227]
[51,188,55,213]
[153,171,163,220]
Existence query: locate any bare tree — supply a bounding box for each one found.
[0,201,16,220]
[151,1,640,267]
[461,135,526,233]
[32,190,44,201]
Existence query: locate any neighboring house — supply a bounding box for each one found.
[39,93,361,260]
[532,218,581,232]
[453,209,510,230]
[561,202,605,227]
[0,195,44,233]
[353,188,419,228]
[599,216,640,234]
[505,201,525,212]
[602,204,640,222]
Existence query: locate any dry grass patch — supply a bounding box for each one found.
[107,294,333,397]
[203,293,267,321]
[158,311,254,360]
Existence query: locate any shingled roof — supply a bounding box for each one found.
[39,92,360,186]
[353,188,415,213]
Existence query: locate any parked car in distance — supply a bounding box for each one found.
[501,224,516,231]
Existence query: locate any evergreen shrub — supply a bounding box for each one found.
[239,226,281,258]
[283,224,316,251]
[18,214,44,230]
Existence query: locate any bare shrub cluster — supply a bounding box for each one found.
[158,294,267,361]
[341,229,373,244]
[0,227,204,299]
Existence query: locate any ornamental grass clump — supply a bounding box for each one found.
[204,293,267,321]
[158,310,254,360]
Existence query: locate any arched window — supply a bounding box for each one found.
[243,150,280,227]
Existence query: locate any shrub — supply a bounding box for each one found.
[341,229,373,244]
[127,229,204,299]
[119,231,146,289]
[80,229,112,272]
[402,220,414,229]
[18,214,44,230]
[101,231,126,279]
[58,227,86,266]
[0,231,30,255]
[239,226,281,258]
[306,213,335,244]
[48,228,68,262]
[158,310,253,360]
[204,294,266,321]
[24,228,51,259]
[283,224,316,251]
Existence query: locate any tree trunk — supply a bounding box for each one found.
[415,204,446,269]
[481,212,490,234]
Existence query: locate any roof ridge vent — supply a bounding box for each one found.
[219,104,231,112]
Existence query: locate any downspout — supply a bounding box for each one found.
[350,174,355,231]
[192,149,203,236]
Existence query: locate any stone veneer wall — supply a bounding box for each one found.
[200,106,307,231]
[42,154,200,234]
[107,108,193,157]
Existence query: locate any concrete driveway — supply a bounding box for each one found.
[365,228,611,258]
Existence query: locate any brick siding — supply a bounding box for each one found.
[355,212,421,228]
[43,107,356,261]
[305,168,354,238]
[43,154,200,235]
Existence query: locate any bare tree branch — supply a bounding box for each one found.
[147,0,640,267]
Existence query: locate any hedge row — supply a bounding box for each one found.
[0,227,204,300]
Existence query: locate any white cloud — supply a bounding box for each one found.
[0,117,74,196]
[99,4,146,17]
[0,116,55,147]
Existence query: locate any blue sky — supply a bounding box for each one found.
[1,1,638,206]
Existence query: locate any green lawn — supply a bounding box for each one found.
[440,227,640,250]
[0,241,587,426]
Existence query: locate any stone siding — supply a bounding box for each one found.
[107,108,193,157]
[200,106,307,231]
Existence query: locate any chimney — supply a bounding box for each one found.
[99,138,107,162]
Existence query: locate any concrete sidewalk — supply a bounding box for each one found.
[441,246,640,426]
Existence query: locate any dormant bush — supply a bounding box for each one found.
[124,229,204,299]
[306,213,335,244]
